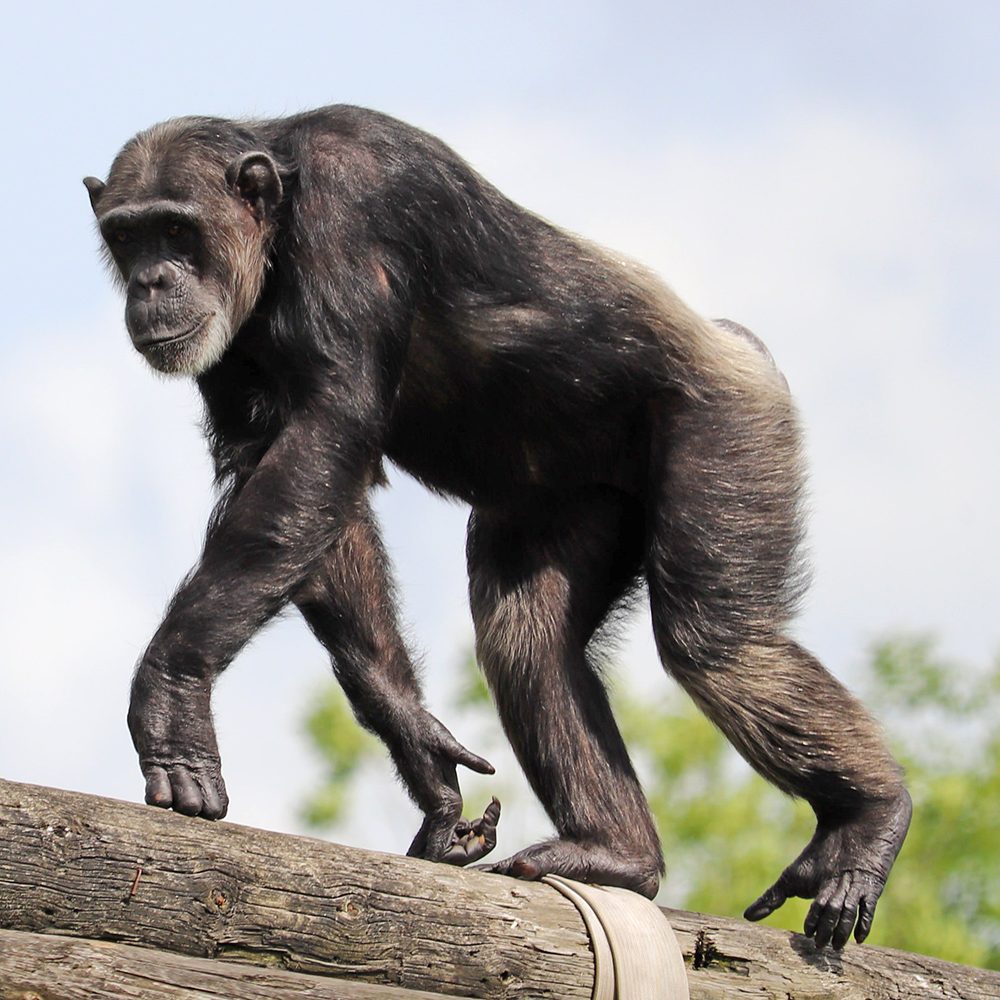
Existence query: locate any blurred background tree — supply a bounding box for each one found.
[301,636,1000,969]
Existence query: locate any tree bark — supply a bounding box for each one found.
[1,779,997,999]
[0,927,473,999]
[0,779,589,999]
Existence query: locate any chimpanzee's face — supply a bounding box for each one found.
[85,129,281,376]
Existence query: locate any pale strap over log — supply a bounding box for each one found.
[543,876,690,1000]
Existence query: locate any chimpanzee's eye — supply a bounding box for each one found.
[166,223,181,238]
[114,230,128,244]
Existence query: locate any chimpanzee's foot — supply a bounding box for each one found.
[481,839,662,898]
[745,789,912,949]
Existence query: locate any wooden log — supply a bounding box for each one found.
[0,927,472,999]
[661,908,1000,1000]
[0,779,590,999]
[1,779,998,1000]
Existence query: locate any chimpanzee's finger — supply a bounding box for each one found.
[143,766,172,809]
[744,881,788,921]
[169,768,203,816]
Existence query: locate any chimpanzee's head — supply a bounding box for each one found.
[85,118,283,375]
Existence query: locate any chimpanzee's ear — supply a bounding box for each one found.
[83,176,106,214]
[226,152,283,222]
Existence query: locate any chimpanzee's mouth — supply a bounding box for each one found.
[132,315,210,349]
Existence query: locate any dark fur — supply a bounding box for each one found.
[86,106,910,948]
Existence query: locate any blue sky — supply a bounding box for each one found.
[1,3,998,867]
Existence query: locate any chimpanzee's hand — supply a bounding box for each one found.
[398,709,498,865]
[745,789,912,949]
[423,797,502,865]
[127,658,229,820]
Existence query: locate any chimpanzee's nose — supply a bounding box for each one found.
[129,262,179,301]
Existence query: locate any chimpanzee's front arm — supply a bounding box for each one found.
[128,407,495,861]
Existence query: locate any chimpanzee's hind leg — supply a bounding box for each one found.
[467,486,664,897]
[645,347,910,948]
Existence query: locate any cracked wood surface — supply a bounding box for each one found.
[1,779,998,999]
[0,927,475,999]
[0,780,589,999]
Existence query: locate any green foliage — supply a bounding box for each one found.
[615,685,814,937]
[299,682,381,828]
[301,636,1000,969]
[453,648,493,710]
[618,636,1000,969]
[859,638,1000,967]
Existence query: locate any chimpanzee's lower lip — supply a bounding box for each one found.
[133,316,209,349]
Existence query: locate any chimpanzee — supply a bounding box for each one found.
[84,106,910,950]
